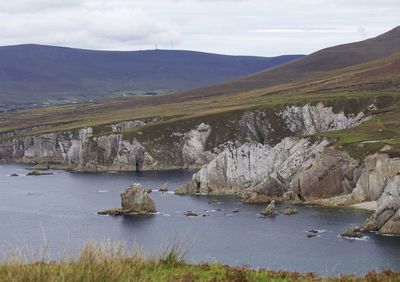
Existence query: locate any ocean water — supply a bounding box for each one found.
[0,164,399,276]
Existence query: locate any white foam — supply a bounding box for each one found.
[338,235,369,241]
[97,190,109,193]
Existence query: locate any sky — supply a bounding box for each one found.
[0,0,399,56]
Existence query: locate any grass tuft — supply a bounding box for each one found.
[0,242,399,281]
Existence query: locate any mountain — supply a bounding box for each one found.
[0,44,302,109]
[180,26,400,99]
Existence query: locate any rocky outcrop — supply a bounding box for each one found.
[177,137,327,196]
[0,121,215,172]
[279,103,368,135]
[260,200,278,216]
[350,154,400,203]
[181,123,214,168]
[290,146,359,200]
[0,103,372,173]
[176,137,355,202]
[98,183,156,215]
[0,127,155,172]
[361,175,400,235]
[281,207,298,215]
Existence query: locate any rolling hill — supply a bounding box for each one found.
[179,25,400,99]
[0,44,302,110]
[0,25,399,149]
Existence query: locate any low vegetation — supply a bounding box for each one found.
[1,242,399,282]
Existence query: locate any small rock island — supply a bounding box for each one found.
[98,183,156,216]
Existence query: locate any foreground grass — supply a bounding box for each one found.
[0,243,399,282]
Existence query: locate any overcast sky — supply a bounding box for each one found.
[0,0,399,56]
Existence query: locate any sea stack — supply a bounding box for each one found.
[98,183,156,216]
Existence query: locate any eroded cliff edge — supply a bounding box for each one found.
[0,102,369,172]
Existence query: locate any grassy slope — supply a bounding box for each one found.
[1,243,398,282]
[0,44,302,108]
[172,26,400,100]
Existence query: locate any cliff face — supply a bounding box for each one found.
[176,103,383,203]
[176,137,359,203]
[0,122,215,171]
[350,154,400,202]
[362,175,400,235]
[0,103,371,174]
[279,103,368,135]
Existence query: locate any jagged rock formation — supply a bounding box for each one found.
[176,103,374,202]
[0,127,153,172]
[260,200,278,216]
[0,103,371,173]
[290,146,359,200]
[361,175,400,235]
[181,123,214,168]
[176,137,357,202]
[0,121,215,172]
[98,183,156,215]
[279,103,368,135]
[350,154,400,202]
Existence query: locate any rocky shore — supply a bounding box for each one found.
[2,102,399,235]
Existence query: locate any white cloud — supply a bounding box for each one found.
[0,0,398,55]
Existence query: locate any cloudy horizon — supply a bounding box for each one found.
[0,0,398,56]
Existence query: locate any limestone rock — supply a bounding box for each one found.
[281,207,298,215]
[350,154,400,203]
[159,181,169,192]
[341,227,363,238]
[260,200,278,217]
[361,175,400,235]
[177,137,330,197]
[279,102,368,135]
[120,183,156,213]
[181,123,213,168]
[290,146,359,199]
[98,183,156,215]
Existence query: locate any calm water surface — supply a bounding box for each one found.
[0,164,399,276]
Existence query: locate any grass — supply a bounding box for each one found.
[0,242,399,282]
[316,102,400,160]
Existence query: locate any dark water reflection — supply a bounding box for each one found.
[0,164,399,276]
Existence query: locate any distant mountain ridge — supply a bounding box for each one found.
[0,44,302,109]
[180,25,400,99]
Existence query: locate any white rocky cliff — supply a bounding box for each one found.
[0,121,215,172]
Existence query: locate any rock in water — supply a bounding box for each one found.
[184,210,199,217]
[281,207,298,215]
[27,170,53,176]
[159,181,169,192]
[98,183,156,215]
[260,200,278,217]
[341,227,363,238]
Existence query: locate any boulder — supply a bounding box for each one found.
[260,200,278,217]
[184,211,199,217]
[340,227,363,238]
[281,207,298,215]
[159,181,169,192]
[98,183,156,216]
[27,170,53,176]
